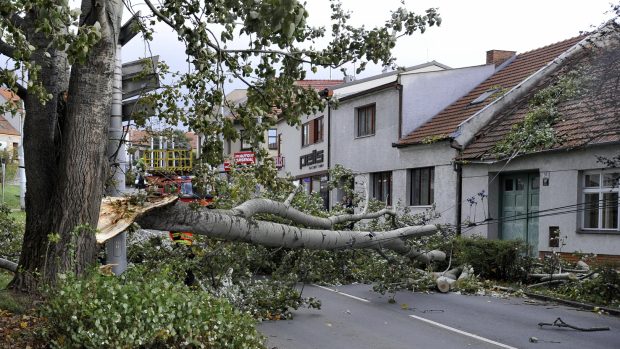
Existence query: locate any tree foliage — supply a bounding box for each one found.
[1,0,441,290]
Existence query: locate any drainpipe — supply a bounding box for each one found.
[453,161,462,236]
[397,83,403,139]
[450,141,464,236]
[327,103,331,209]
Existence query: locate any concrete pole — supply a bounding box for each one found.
[105,44,127,275]
[106,44,126,197]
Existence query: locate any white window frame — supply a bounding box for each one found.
[582,170,619,231]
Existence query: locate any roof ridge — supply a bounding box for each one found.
[397,33,588,146]
[516,33,589,57]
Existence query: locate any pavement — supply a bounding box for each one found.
[259,283,620,349]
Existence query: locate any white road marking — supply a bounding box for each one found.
[408,314,518,349]
[312,284,371,303]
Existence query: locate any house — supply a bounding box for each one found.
[329,61,496,224]
[454,22,620,259]
[0,88,23,162]
[221,89,279,171]
[394,34,589,233]
[275,79,343,208]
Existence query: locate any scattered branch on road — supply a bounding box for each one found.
[538,317,610,332]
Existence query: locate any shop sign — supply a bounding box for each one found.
[275,155,285,169]
[224,151,256,171]
[299,149,324,169]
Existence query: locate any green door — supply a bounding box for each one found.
[500,173,540,255]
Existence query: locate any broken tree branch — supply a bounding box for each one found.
[378,238,446,264]
[231,198,398,229]
[135,203,440,254]
[0,40,16,59]
[284,185,303,206]
[0,257,18,273]
[529,273,577,282]
[538,317,610,332]
[527,280,567,288]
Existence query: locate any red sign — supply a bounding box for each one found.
[224,151,256,171]
[275,155,285,169]
[234,151,255,165]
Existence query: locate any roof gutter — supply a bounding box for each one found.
[460,139,620,164]
[337,81,399,102]
[451,21,617,151]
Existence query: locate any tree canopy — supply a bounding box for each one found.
[0,0,442,290]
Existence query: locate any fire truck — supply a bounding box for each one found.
[141,148,213,244]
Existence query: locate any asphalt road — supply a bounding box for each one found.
[258,284,620,349]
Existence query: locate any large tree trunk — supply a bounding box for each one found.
[11,11,70,291]
[11,0,122,291]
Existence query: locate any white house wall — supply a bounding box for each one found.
[400,65,494,136]
[461,144,620,256]
[330,86,459,225]
[277,108,328,179]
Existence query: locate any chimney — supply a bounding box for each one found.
[343,75,355,83]
[486,50,516,66]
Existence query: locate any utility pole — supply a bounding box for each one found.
[105,11,160,275]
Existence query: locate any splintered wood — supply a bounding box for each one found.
[96,195,177,243]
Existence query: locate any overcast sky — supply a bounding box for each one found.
[123,0,616,88]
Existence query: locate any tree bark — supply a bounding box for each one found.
[11,9,71,291]
[136,204,440,251]
[11,0,123,291]
[0,258,17,273]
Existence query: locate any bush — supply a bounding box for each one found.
[452,237,532,281]
[41,267,265,349]
[554,263,620,307]
[125,170,136,188]
[0,202,24,263]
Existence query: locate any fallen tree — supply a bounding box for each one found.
[95,194,446,265]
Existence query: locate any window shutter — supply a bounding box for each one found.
[309,121,315,145]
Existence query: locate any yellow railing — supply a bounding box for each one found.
[143,149,193,172]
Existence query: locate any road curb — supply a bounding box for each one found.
[523,291,620,317]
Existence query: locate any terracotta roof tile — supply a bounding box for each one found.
[294,79,343,91]
[0,115,20,136]
[460,35,620,160]
[0,88,20,103]
[398,35,586,145]
[128,128,199,149]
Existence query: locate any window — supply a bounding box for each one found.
[372,171,392,206]
[410,167,434,206]
[240,130,252,150]
[356,104,376,137]
[582,171,619,231]
[268,129,277,150]
[301,116,324,147]
[300,175,330,209]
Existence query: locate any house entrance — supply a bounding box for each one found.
[500,172,540,255]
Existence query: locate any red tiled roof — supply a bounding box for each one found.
[0,115,20,136]
[128,128,199,149]
[397,35,587,145]
[0,88,20,103]
[460,32,620,160]
[294,79,343,91]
